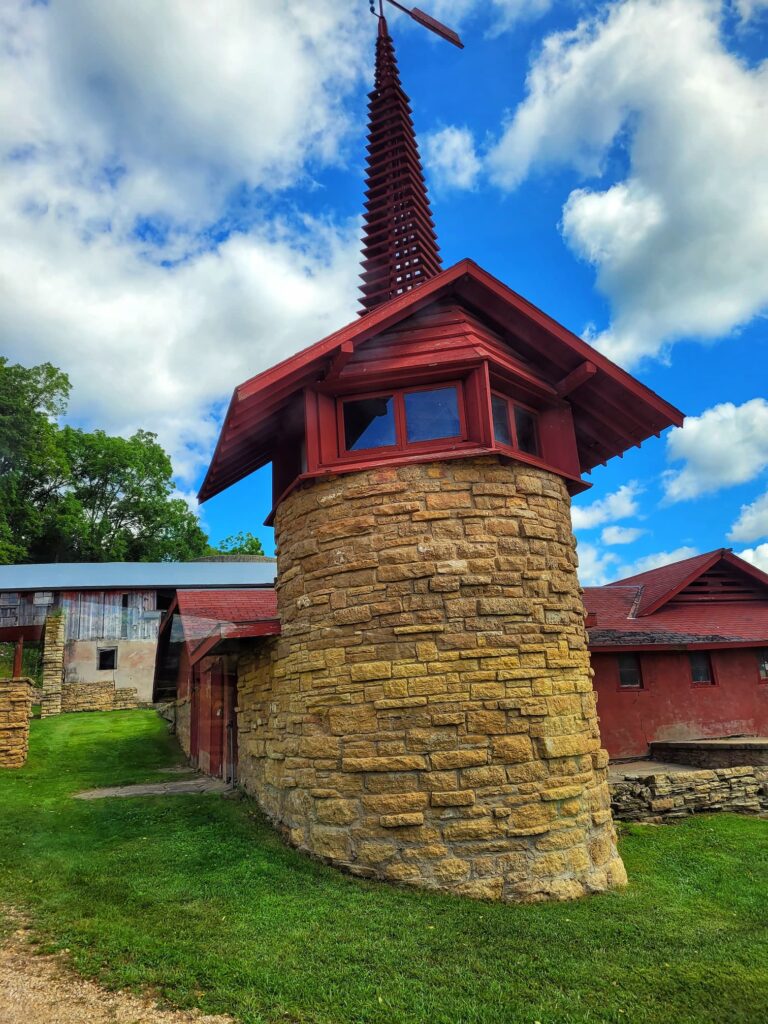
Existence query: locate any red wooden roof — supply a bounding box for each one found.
[359,16,441,314]
[199,259,684,501]
[584,549,768,649]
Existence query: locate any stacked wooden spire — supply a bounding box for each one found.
[359,16,442,315]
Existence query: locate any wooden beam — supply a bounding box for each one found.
[555,360,597,398]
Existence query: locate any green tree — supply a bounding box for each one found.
[0,359,210,563]
[208,530,265,556]
[0,359,71,562]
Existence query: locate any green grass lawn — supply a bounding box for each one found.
[1,711,767,1024]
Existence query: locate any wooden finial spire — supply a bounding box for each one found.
[358,14,443,315]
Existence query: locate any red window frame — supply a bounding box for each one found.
[689,651,716,687]
[337,381,468,458]
[491,390,541,457]
[757,648,768,683]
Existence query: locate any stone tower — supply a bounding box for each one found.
[198,14,683,900]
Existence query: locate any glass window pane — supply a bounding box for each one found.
[514,406,539,455]
[343,396,396,451]
[758,649,768,680]
[689,652,713,684]
[492,394,512,446]
[618,653,642,688]
[404,387,460,443]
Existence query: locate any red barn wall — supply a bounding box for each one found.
[593,648,768,759]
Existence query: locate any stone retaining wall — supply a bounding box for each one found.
[0,677,34,768]
[649,740,768,769]
[236,457,626,902]
[610,765,768,821]
[61,681,139,713]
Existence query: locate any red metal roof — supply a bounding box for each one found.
[199,259,684,502]
[167,588,280,662]
[584,550,768,649]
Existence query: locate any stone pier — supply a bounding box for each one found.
[41,611,65,718]
[0,677,34,768]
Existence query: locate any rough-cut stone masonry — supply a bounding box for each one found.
[237,457,626,902]
[0,677,34,768]
[611,764,768,821]
[60,682,139,713]
[649,740,768,769]
[41,613,65,718]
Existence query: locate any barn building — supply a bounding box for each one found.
[0,560,275,714]
[180,12,684,903]
[584,550,768,760]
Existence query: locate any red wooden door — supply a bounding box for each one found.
[208,659,225,779]
[190,664,200,764]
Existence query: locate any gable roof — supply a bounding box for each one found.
[199,258,683,502]
[584,549,768,649]
[605,548,768,616]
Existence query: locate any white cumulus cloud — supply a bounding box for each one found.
[601,525,647,545]
[0,0,369,483]
[737,543,768,573]
[571,481,643,530]
[618,546,700,577]
[485,0,768,366]
[576,540,620,586]
[729,490,768,542]
[423,126,481,189]
[663,399,768,502]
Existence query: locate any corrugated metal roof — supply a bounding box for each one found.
[0,561,276,592]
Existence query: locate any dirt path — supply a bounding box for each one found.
[0,916,233,1024]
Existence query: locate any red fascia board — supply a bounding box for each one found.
[720,549,768,591]
[588,639,768,653]
[0,624,44,643]
[639,549,729,616]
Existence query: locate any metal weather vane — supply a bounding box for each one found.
[368,0,464,49]
[359,0,464,314]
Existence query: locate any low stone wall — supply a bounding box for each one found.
[610,765,768,822]
[0,677,34,768]
[649,740,768,769]
[61,681,139,713]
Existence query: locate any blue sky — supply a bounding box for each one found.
[2,0,767,581]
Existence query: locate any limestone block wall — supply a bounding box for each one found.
[60,681,139,713]
[0,677,34,768]
[41,612,65,718]
[611,765,768,821]
[236,457,626,902]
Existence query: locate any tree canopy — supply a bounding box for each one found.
[0,358,210,564]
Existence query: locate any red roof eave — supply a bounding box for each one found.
[198,259,685,502]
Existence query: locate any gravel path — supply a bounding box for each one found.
[0,915,233,1024]
[74,778,229,800]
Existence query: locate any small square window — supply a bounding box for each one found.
[97,647,117,671]
[0,592,19,607]
[758,649,768,682]
[618,653,643,688]
[33,591,54,606]
[689,652,714,685]
[343,395,396,451]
